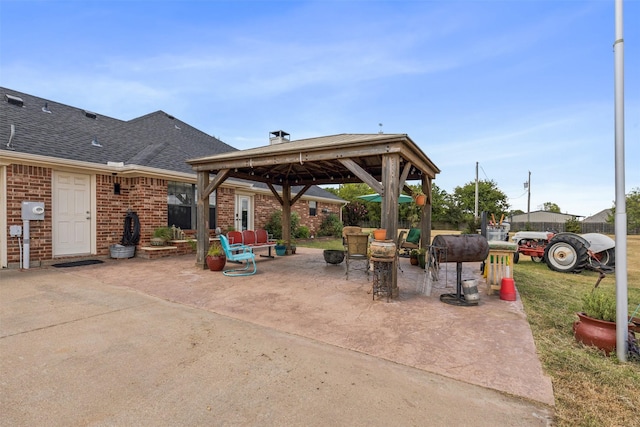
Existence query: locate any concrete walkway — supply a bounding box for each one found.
[1,248,554,426]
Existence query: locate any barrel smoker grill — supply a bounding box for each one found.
[431,234,489,306]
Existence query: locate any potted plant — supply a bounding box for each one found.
[409,249,419,266]
[573,287,632,355]
[206,241,226,271]
[275,239,287,256]
[150,226,173,246]
[414,191,426,206]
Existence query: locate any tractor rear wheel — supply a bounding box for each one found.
[543,234,589,273]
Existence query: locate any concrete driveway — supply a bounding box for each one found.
[1,248,554,426]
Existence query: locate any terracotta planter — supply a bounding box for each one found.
[409,256,419,266]
[415,194,426,206]
[206,255,226,271]
[573,312,633,355]
[373,229,387,241]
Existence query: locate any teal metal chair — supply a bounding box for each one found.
[218,235,257,276]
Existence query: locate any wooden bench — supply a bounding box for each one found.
[226,229,277,258]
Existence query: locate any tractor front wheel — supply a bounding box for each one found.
[543,234,589,273]
[531,256,544,263]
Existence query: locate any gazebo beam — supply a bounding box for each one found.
[338,158,383,194]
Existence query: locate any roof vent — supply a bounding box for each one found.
[5,94,24,107]
[42,102,52,113]
[91,137,102,147]
[269,130,290,145]
[84,110,97,119]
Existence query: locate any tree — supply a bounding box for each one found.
[543,202,561,213]
[608,187,640,234]
[451,180,510,226]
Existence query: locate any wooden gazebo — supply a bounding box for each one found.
[187,132,440,278]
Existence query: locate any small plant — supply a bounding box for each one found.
[276,239,286,246]
[581,288,616,322]
[186,238,197,251]
[152,226,173,241]
[410,249,419,257]
[207,241,224,257]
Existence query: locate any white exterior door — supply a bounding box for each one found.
[234,194,253,231]
[53,171,91,256]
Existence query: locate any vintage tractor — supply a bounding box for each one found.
[511,231,615,274]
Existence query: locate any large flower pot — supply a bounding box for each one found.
[275,245,287,256]
[206,255,226,271]
[573,312,633,355]
[323,249,345,264]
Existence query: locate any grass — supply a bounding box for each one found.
[515,234,640,427]
[298,233,640,426]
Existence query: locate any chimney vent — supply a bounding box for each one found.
[269,130,290,145]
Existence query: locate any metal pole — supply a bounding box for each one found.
[614,0,628,362]
[527,171,531,224]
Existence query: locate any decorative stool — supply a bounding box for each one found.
[371,256,394,302]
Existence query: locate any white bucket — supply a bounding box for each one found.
[462,279,480,302]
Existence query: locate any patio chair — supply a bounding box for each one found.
[398,228,420,256]
[227,230,244,245]
[345,233,369,280]
[342,226,362,246]
[218,235,257,276]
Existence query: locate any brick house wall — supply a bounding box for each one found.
[5,165,52,263]
[4,162,342,267]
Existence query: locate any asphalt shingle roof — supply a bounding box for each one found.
[0,87,236,175]
[1,87,343,202]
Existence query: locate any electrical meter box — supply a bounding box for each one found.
[21,201,45,220]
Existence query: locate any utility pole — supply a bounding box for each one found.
[474,162,479,220]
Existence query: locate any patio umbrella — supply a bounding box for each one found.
[358,193,414,204]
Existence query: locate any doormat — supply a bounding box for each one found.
[51,260,104,268]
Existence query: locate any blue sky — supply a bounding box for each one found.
[1,0,638,217]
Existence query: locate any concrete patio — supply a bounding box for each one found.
[0,248,554,425]
[50,247,554,405]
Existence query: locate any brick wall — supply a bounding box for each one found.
[95,175,169,253]
[4,162,341,266]
[5,165,53,262]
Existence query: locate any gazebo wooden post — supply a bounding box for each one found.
[381,153,400,295]
[422,177,432,248]
[281,182,292,251]
[196,170,210,269]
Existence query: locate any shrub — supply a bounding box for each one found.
[565,217,581,233]
[317,214,342,237]
[343,201,368,226]
[295,225,311,239]
[264,210,301,240]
